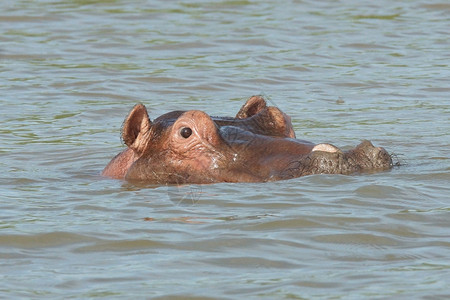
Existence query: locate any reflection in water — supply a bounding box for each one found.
[168,184,203,206]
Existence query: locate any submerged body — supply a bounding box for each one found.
[103,96,393,184]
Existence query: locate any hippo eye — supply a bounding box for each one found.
[180,127,192,139]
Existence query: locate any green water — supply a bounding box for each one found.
[1,0,449,298]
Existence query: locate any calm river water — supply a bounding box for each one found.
[1,0,449,299]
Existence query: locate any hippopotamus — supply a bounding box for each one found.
[102,96,393,184]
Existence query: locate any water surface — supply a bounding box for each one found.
[1,0,449,298]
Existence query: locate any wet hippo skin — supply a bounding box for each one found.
[102,96,393,184]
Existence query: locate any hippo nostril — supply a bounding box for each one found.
[180,127,192,139]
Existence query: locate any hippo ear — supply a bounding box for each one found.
[122,104,152,155]
[235,95,267,119]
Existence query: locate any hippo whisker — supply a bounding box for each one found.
[389,153,403,167]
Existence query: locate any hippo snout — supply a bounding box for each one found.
[302,140,393,176]
[350,140,393,170]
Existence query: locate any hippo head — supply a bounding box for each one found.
[102,96,393,184]
[103,96,299,182]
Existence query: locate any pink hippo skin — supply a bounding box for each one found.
[102,96,393,184]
